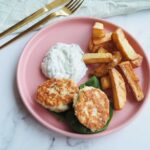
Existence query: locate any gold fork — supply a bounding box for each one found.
[0,0,84,49]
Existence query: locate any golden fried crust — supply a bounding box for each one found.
[36,78,79,112]
[74,87,110,132]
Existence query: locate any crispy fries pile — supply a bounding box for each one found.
[83,22,144,110]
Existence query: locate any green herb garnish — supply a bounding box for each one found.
[80,76,101,89]
[49,111,67,122]
[66,76,113,134]
[66,105,113,134]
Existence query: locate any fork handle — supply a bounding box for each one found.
[0,13,56,49]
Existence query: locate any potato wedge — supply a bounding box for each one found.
[119,61,144,101]
[112,28,138,60]
[88,40,94,52]
[92,22,105,39]
[92,45,100,53]
[109,68,127,110]
[130,54,143,68]
[91,51,122,77]
[88,40,100,53]
[98,47,109,53]
[93,32,112,45]
[109,51,122,67]
[101,75,111,90]
[100,41,116,51]
[83,53,113,64]
[91,64,110,77]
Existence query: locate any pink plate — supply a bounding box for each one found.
[17,17,150,139]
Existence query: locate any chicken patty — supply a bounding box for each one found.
[36,78,79,112]
[73,86,110,132]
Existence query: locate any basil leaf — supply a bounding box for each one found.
[66,76,113,134]
[50,111,67,122]
[80,76,101,89]
[66,105,113,134]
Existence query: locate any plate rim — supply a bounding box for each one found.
[17,16,150,139]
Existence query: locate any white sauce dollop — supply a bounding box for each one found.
[41,43,87,83]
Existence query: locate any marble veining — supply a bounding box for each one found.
[66,137,86,147]
[48,137,55,150]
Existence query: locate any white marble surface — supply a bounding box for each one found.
[0,10,150,150]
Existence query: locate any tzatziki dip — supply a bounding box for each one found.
[41,43,87,83]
